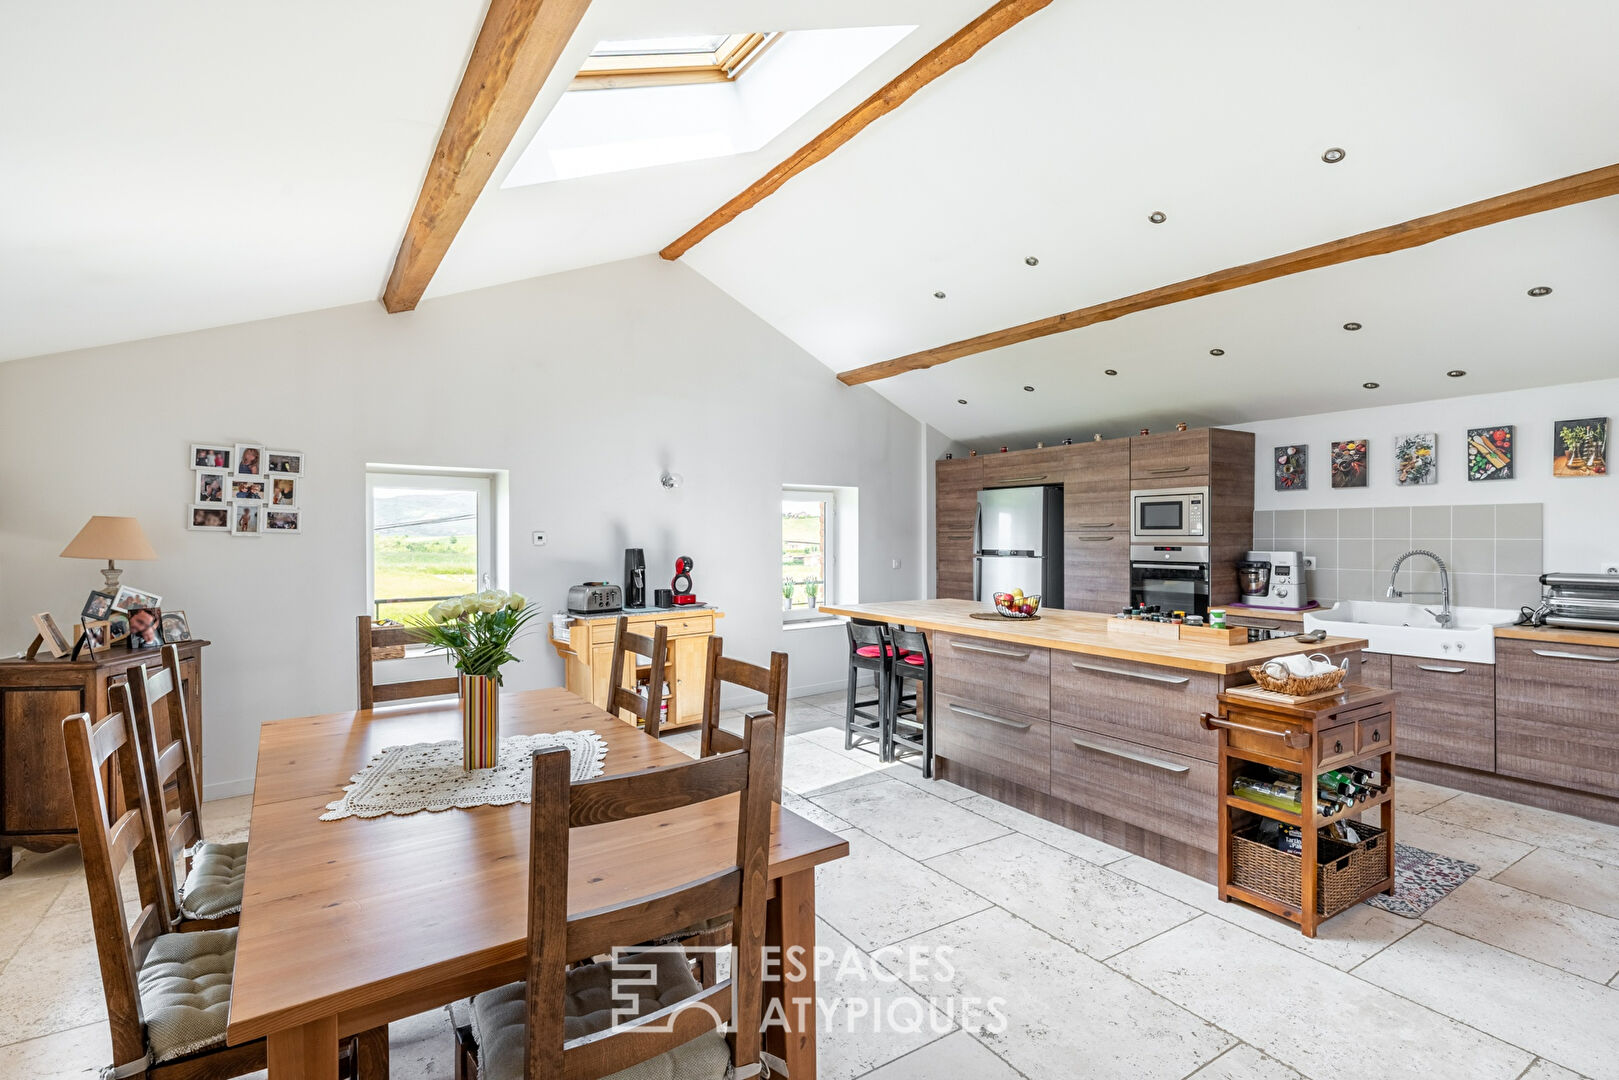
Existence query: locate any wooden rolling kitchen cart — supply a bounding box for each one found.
[548,607,722,733]
[0,641,208,877]
[1201,683,1398,936]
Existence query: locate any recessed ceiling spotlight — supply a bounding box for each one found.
[1024,256,1040,266]
[933,290,946,299]
[1528,286,1553,297]
[1023,385,1035,392]
[1321,147,1347,164]
[1362,381,1380,389]
[1447,369,1467,377]
[1209,348,1225,356]
[1148,211,1167,224]
[1104,369,1118,376]
[1343,322,1362,331]
[956,398,968,405]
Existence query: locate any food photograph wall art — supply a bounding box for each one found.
[1553,417,1608,477]
[1467,426,1514,481]
[1274,445,1307,491]
[1394,432,1437,486]
[1331,439,1369,488]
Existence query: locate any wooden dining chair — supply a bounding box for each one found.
[120,646,245,931]
[699,636,789,800]
[357,614,458,710]
[605,616,671,737]
[61,708,387,1079]
[452,713,778,1080]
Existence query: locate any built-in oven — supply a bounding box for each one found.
[1130,486,1208,543]
[1129,545,1211,617]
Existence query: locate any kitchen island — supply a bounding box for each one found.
[819,599,1369,881]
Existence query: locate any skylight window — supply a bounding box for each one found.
[573,33,779,91]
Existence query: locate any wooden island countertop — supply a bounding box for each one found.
[816,599,1367,676]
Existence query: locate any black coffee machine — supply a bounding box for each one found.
[623,548,647,608]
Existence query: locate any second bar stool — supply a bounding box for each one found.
[886,626,934,777]
[844,619,894,757]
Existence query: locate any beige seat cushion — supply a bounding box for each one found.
[470,950,733,1080]
[181,841,247,920]
[138,927,237,1063]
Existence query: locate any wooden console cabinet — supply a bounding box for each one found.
[0,641,208,877]
[547,609,721,732]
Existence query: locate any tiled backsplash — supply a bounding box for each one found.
[1251,503,1544,611]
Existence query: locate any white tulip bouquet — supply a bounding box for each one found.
[408,589,538,683]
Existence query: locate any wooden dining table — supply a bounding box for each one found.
[225,687,849,1079]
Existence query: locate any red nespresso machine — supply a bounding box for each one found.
[670,555,698,605]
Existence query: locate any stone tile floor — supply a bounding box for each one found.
[3,689,1615,1078]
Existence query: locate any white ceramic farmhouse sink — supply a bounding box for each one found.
[1304,601,1519,663]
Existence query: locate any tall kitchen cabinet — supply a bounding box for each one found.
[935,457,983,600]
[1129,428,1256,607]
[1060,439,1131,612]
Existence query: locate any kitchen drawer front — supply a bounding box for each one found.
[982,447,1068,488]
[1051,727,1218,852]
[1063,531,1128,614]
[1317,722,1360,769]
[1060,438,1129,492]
[936,532,975,600]
[1064,490,1128,533]
[1391,655,1495,771]
[934,691,1051,793]
[1354,652,1393,689]
[1129,430,1211,482]
[1051,655,1220,761]
[1359,714,1394,755]
[1496,638,1619,796]
[933,633,1050,718]
[936,457,983,531]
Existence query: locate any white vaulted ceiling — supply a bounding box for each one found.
[3,0,1617,445]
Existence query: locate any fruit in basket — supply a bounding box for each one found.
[995,593,1040,617]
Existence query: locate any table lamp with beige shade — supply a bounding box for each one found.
[59,516,156,591]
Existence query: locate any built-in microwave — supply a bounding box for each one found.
[1130,486,1208,542]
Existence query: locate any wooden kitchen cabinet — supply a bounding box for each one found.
[1060,439,1130,612]
[982,446,1069,488]
[936,457,983,600]
[548,609,721,732]
[1063,531,1128,613]
[1354,652,1393,688]
[1390,654,1495,771]
[1495,637,1619,796]
[1130,429,1213,484]
[0,641,208,877]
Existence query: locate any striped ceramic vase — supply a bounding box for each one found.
[459,673,500,770]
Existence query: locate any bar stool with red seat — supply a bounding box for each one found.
[886,626,934,777]
[844,619,896,757]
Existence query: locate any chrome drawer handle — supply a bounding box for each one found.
[1146,465,1192,474]
[1070,660,1190,685]
[949,704,1031,731]
[1418,665,1468,673]
[1532,649,1619,663]
[1073,536,1114,543]
[994,475,1047,484]
[1073,522,1116,529]
[950,640,1031,660]
[1068,736,1189,774]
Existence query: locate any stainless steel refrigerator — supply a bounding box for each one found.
[974,485,1064,607]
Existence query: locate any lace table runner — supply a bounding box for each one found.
[321,731,609,821]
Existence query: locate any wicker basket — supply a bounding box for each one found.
[1247,659,1347,697]
[1230,828,1363,917]
[1337,821,1391,895]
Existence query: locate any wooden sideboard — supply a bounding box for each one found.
[547,609,722,732]
[0,640,208,877]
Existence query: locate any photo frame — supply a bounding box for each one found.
[196,469,227,503]
[191,443,233,471]
[126,607,163,651]
[189,504,230,531]
[231,477,267,501]
[234,443,265,477]
[1273,445,1307,491]
[81,590,116,621]
[1394,432,1438,486]
[109,613,130,643]
[31,612,72,657]
[1553,417,1608,477]
[1467,426,1515,481]
[79,619,111,657]
[231,502,263,536]
[265,507,302,533]
[160,610,192,644]
[266,449,304,476]
[270,475,298,506]
[111,583,163,613]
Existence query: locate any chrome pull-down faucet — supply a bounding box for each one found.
[1388,549,1452,628]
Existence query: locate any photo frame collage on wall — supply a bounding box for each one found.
[1273,417,1607,491]
[189,443,304,535]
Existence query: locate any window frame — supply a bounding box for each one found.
[365,468,496,624]
[781,486,840,625]
[572,32,780,91]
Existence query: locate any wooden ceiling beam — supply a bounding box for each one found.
[382,0,593,314]
[836,162,1619,386]
[658,0,1054,262]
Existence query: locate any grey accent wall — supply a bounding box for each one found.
[1252,503,1543,611]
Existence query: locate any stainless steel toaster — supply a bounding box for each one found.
[567,582,623,614]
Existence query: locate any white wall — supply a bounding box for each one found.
[0,257,926,796]
[1233,377,1619,571]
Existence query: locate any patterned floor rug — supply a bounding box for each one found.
[1365,842,1480,918]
